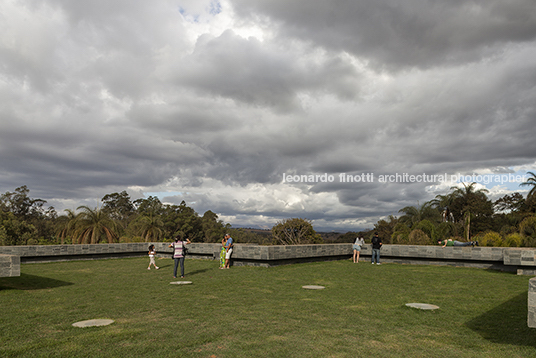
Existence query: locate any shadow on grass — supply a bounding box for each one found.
[466,292,535,348]
[0,273,73,291]
[187,268,211,276]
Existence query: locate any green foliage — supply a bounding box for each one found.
[74,206,118,244]
[398,202,441,227]
[201,210,226,243]
[271,218,323,245]
[474,231,503,247]
[128,214,164,242]
[0,186,57,245]
[519,216,536,247]
[520,171,536,200]
[436,221,461,240]
[412,219,437,241]
[0,210,38,245]
[391,223,410,244]
[407,229,433,245]
[373,215,398,244]
[504,233,523,247]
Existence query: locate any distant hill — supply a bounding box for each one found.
[240,228,372,244]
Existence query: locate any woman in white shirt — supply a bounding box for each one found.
[353,236,365,263]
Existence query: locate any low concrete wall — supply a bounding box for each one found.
[0,254,20,277]
[0,243,535,273]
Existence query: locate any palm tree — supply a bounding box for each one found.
[429,193,456,222]
[520,171,536,199]
[449,182,490,241]
[131,214,164,242]
[398,202,441,227]
[56,209,79,244]
[74,206,118,244]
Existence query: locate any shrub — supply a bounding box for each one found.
[412,220,437,241]
[391,223,410,244]
[476,231,503,247]
[436,221,459,240]
[519,216,536,247]
[407,229,433,245]
[504,233,523,247]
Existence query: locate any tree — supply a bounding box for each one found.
[130,214,164,242]
[0,185,47,219]
[201,210,226,243]
[374,215,398,244]
[429,193,456,222]
[102,191,135,222]
[520,172,536,213]
[271,218,323,245]
[0,186,57,244]
[449,182,493,240]
[520,172,536,199]
[74,206,118,244]
[0,210,38,245]
[398,203,440,227]
[56,209,79,244]
[494,192,525,213]
[133,196,163,216]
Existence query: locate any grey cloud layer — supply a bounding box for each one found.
[0,0,535,231]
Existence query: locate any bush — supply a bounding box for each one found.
[504,233,523,247]
[391,223,410,244]
[412,220,437,241]
[475,231,503,247]
[407,229,433,245]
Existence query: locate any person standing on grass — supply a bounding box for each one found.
[223,233,233,269]
[371,233,382,265]
[219,236,227,269]
[147,244,159,270]
[169,237,191,278]
[353,236,365,263]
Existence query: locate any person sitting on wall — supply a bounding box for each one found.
[438,239,478,248]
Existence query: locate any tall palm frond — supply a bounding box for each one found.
[74,206,118,244]
[520,171,536,199]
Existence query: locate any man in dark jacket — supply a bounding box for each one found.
[371,233,382,265]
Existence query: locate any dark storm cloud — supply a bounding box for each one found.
[231,0,536,69]
[174,29,362,112]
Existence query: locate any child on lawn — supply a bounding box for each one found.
[148,244,159,270]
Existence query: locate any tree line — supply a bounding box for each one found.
[2,172,535,247]
[0,187,270,246]
[368,173,536,247]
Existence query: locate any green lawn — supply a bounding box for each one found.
[1,257,535,358]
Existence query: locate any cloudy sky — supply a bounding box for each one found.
[1,0,535,232]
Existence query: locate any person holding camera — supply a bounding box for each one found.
[169,237,191,278]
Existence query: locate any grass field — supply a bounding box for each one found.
[1,257,535,357]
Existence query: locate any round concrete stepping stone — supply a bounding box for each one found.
[72,319,114,328]
[170,281,192,285]
[302,285,325,290]
[405,303,439,310]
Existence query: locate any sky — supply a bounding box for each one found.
[1,0,535,232]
